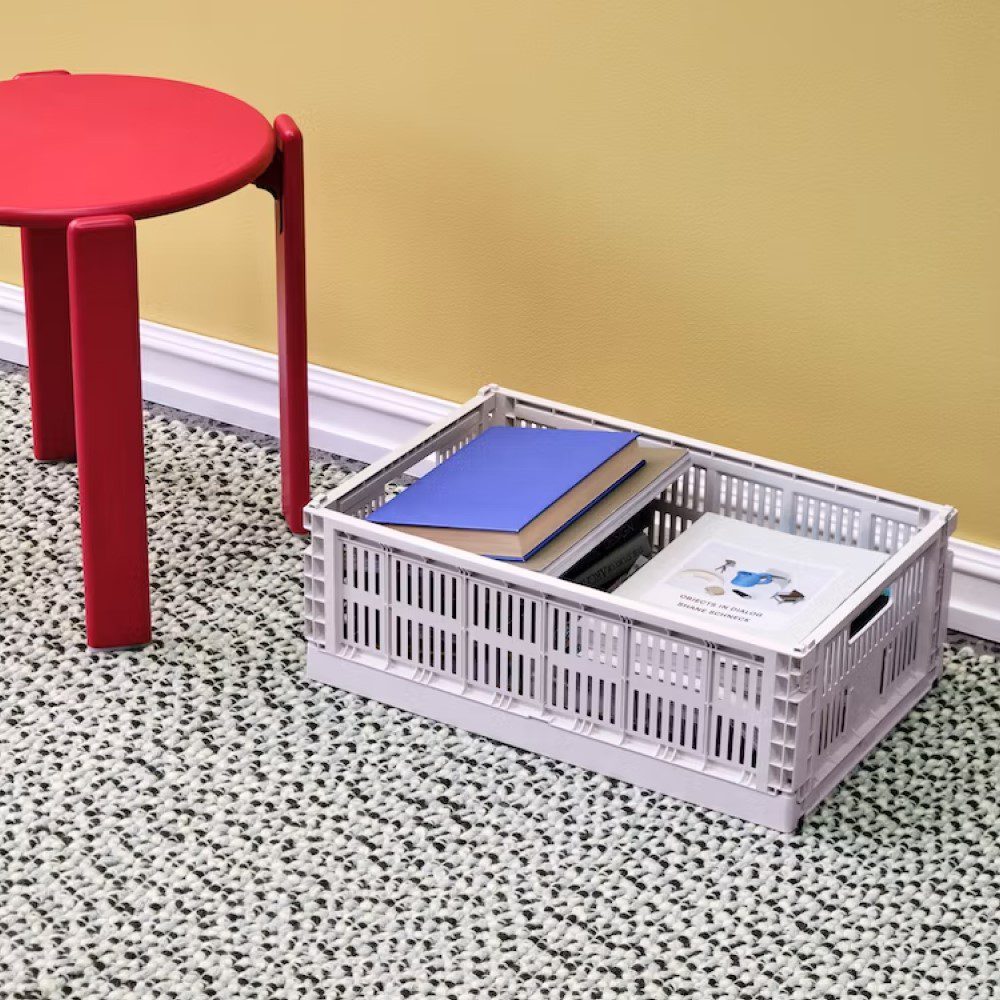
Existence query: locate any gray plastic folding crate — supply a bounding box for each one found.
[303,386,955,832]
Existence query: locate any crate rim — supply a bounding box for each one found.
[308,384,955,524]
[306,384,956,659]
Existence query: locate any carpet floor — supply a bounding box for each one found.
[0,368,997,1000]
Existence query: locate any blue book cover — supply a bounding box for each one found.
[367,426,639,540]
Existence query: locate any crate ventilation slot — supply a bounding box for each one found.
[849,589,891,640]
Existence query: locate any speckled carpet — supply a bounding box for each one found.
[1,367,998,1000]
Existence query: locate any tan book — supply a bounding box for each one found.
[522,445,688,573]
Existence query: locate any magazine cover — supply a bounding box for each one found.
[616,514,888,645]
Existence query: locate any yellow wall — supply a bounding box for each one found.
[3,2,998,545]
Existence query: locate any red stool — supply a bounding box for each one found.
[0,72,310,649]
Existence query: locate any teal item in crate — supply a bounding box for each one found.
[731,570,777,588]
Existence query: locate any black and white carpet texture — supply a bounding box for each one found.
[1,367,998,1000]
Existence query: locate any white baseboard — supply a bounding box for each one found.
[1,279,997,641]
[949,540,1000,643]
[0,281,455,463]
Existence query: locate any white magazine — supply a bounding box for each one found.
[616,514,888,646]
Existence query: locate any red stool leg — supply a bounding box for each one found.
[67,215,151,650]
[21,228,77,461]
[258,115,310,535]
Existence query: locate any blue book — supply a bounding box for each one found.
[367,426,643,561]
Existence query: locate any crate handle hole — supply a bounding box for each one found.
[849,589,892,640]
